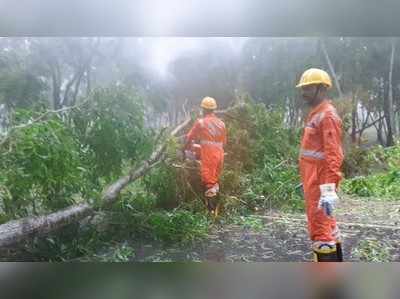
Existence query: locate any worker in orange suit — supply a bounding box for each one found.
[184,97,227,215]
[296,68,344,262]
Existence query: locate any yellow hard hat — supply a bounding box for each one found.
[200,97,217,110]
[296,68,332,89]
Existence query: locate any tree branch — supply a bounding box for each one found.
[355,106,400,134]
[320,39,344,99]
[0,98,91,147]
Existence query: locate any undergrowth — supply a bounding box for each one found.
[342,142,400,200]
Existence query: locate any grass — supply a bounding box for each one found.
[352,238,392,262]
[231,215,264,232]
[342,170,400,200]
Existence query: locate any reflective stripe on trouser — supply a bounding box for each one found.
[300,159,340,243]
[200,140,223,147]
[300,149,325,160]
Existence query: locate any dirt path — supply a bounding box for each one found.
[127,196,400,262]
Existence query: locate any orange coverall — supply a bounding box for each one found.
[186,113,227,190]
[299,100,344,244]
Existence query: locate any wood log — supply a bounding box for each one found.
[0,204,92,248]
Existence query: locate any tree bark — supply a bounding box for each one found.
[320,39,344,99]
[357,109,371,145]
[86,69,91,97]
[375,111,385,146]
[385,38,396,145]
[351,92,358,143]
[0,204,93,248]
[61,71,81,107]
[356,104,400,135]
[50,62,62,109]
[53,38,99,108]
[70,70,85,107]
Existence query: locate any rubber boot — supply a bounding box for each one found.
[209,194,221,217]
[336,242,343,262]
[313,243,342,262]
[203,196,211,212]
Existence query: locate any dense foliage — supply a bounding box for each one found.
[342,142,400,199]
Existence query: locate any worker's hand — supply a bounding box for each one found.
[318,183,338,216]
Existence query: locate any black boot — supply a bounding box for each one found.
[336,242,343,262]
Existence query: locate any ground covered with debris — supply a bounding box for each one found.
[77,196,400,262]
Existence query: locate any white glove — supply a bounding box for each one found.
[318,183,338,216]
[184,150,196,161]
[205,184,219,197]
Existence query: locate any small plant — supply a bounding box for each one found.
[342,170,400,199]
[107,244,135,262]
[232,215,264,231]
[142,162,180,208]
[343,143,400,178]
[352,238,391,262]
[146,210,210,244]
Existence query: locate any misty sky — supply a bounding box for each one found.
[130,37,249,78]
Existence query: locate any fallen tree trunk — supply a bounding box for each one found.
[0,204,93,248]
[0,104,242,249]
